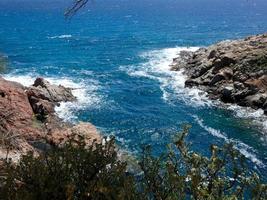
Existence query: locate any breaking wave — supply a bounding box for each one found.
[121,47,212,107]
[48,34,72,39]
[194,115,265,167]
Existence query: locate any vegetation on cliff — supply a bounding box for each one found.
[0,126,266,200]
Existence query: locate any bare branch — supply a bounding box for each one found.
[65,0,90,18]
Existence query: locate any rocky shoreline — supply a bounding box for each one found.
[0,77,101,161]
[171,33,267,115]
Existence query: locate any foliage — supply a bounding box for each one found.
[0,126,266,200]
[138,125,267,200]
[0,137,137,200]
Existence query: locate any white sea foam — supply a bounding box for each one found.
[3,74,101,122]
[123,46,267,135]
[220,104,267,136]
[193,115,264,167]
[48,34,72,39]
[122,47,212,107]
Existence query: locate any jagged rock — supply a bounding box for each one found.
[244,75,267,91]
[239,93,267,109]
[209,73,225,86]
[29,77,76,103]
[27,77,76,119]
[0,77,100,161]
[0,77,41,137]
[209,68,233,86]
[185,78,201,87]
[221,85,235,103]
[234,87,258,101]
[207,49,217,59]
[170,51,194,70]
[171,33,267,114]
[28,96,55,120]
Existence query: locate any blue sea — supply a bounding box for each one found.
[0,0,267,179]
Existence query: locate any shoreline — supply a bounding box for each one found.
[171,33,267,120]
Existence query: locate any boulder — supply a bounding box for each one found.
[221,85,235,103]
[209,73,225,86]
[244,75,267,92]
[27,77,76,118]
[185,78,201,87]
[28,96,55,120]
[28,77,76,103]
[209,68,233,86]
[233,87,257,102]
[239,93,267,109]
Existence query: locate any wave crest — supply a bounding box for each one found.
[48,34,72,39]
[121,47,212,107]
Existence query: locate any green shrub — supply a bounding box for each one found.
[0,137,137,200]
[0,126,266,200]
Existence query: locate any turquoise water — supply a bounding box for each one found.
[0,0,267,179]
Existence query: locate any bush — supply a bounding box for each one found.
[0,126,266,200]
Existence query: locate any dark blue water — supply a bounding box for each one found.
[0,0,267,179]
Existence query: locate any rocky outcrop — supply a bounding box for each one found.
[27,77,76,120]
[171,33,267,114]
[0,77,100,161]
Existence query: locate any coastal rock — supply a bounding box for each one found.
[240,93,267,109]
[27,77,76,119]
[0,77,41,138]
[171,33,267,114]
[0,77,100,161]
[170,51,194,70]
[46,122,101,146]
[28,77,76,103]
[221,85,235,103]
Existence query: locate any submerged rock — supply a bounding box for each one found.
[171,33,267,114]
[0,54,7,72]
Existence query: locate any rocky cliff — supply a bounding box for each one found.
[0,77,101,161]
[171,33,267,113]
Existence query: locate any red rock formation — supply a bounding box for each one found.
[0,77,101,161]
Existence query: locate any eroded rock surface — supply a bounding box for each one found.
[0,77,100,161]
[171,33,267,113]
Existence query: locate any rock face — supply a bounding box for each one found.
[171,33,267,113]
[27,77,76,120]
[0,77,100,161]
